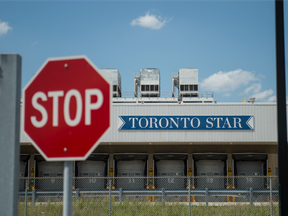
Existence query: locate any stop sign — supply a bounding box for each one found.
[23,56,111,161]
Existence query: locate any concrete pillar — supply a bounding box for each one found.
[28,154,34,177]
[188,154,193,176]
[268,154,277,176]
[148,154,154,187]
[108,154,114,177]
[227,154,233,175]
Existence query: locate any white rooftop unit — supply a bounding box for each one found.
[173,68,199,98]
[100,68,122,97]
[135,68,160,97]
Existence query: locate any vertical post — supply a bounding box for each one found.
[0,54,22,216]
[162,188,165,206]
[32,188,36,205]
[119,188,122,203]
[275,1,288,216]
[250,188,253,205]
[25,179,28,216]
[63,161,72,216]
[270,177,273,216]
[109,180,111,216]
[205,188,208,207]
[76,188,80,201]
[188,179,191,216]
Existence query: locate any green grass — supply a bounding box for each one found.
[18,199,279,216]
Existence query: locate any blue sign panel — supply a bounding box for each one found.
[118,116,254,131]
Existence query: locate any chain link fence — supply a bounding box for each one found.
[18,176,279,216]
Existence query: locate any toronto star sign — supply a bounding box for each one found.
[118,116,254,131]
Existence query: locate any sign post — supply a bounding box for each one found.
[0,54,22,216]
[23,56,111,215]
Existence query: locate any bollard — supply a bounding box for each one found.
[152,186,155,202]
[205,188,209,207]
[119,188,123,203]
[250,188,253,205]
[232,186,235,202]
[146,185,150,202]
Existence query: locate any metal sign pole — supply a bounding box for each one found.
[63,161,73,216]
[275,1,288,215]
[0,54,22,216]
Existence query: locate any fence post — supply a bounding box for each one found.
[205,188,208,207]
[162,188,165,206]
[250,188,253,205]
[76,188,80,201]
[119,188,122,203]
[32,188,36,206]
[270,177,273,216]
[188,179,191,216]
[109,180,111,216]
[25,179,28,216]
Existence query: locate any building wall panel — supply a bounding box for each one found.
[20,103,281,143]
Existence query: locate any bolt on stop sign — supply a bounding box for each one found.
[23,56,111,161]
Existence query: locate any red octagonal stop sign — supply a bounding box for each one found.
[23,56,111,161]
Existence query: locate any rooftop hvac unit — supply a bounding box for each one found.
[156,160,185,189]
[135,68,160,97]
[173,68,199,98]
[100,68,122,97]
[116,160,146,190]
[36,161,64,191]
[76,161,106,190]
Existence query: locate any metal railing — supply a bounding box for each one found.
[18,176,279,216]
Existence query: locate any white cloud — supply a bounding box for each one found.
[200,69,258,92]
[267,96,276,102]
[223,93,231,97]
[244,83,276,102]
[244,83,262,95]
[251,89,274,101]
[0,21,12,36]
[131,11,171,30]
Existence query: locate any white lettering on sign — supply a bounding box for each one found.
[190,117,200,128]
[64,89,82,127]
[31,92,48,128]
[129,117,139,128]
[30,89,103,128]
[48,91,64,127]
[139,117,149,128]
[159,117,169,128]
[85,89,103,125]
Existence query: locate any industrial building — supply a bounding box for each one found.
[19,68,278,191]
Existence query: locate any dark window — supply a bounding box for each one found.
[150,85,154,91]
[189,85,193,91]
[180,85,184,91]
[113,85,117,91]
[194,85,198,91]
[155,85,159,91]
[146,85,149,91]
[141,85,145,91]
[185,85,188,91]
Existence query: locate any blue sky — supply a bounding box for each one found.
[0,0,287,103]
